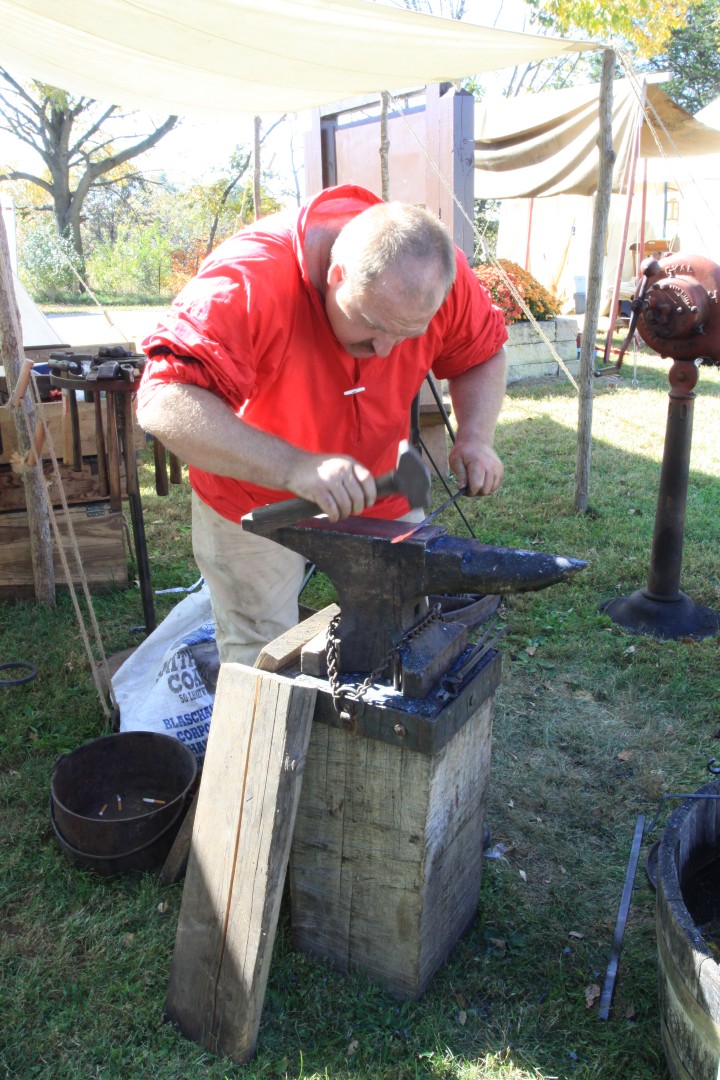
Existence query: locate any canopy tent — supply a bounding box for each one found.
[474,76,720,199]
[0,0,597,118]
[473,77,720,314]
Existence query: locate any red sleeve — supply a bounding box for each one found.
[429,253,508,381]
[138,229,296,413]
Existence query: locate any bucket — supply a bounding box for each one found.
[656,779,720,1079]
[50,798,185,877]
[51,731,197,856]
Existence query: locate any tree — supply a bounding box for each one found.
[0,69,177,280]
[527,0,703,61]
[646,0,720,113]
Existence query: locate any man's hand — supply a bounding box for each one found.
[285,454,376,521]
[447,348,507,497]
[449,437,503,496]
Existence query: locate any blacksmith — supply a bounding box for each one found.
[137,184,508,665]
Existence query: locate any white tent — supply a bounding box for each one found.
[0,0,597,118]
[473,77,720,313]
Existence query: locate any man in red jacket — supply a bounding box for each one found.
[137,185,507,665]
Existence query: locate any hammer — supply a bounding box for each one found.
[247,443,430,535]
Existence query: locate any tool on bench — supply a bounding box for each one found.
[248,442,430,534]
[49,349,158,633]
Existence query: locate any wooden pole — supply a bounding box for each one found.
[380,91,391,201]
[574,49,616,514]
[601,103,644,367]
[253,116,262,222]
[0,209,55,602]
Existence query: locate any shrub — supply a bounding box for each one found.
[18,221,84,302]
[474,259,561,324]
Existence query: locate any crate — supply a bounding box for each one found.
[0,392,145,467]
[0,501,128,597]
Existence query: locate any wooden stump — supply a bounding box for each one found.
[289,655,498,999]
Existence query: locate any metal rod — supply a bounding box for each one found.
[418,434,476,539]
[598,815,645,1021]
[424,373,456,443]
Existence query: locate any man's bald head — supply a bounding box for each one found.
[329,201,457,307]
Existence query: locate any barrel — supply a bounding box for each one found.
[656,779,720,1079]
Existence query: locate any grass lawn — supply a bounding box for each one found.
[2,352,719,1079]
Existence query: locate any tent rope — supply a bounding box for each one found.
[386,88,579,391]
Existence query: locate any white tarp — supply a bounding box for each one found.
[475,77,720,199]
[0,0,597,117]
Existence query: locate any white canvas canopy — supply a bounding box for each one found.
[0,0,596,118]
[474,78,720,314]
[474,76,720,200]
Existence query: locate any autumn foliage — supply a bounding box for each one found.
[474,259,561,325]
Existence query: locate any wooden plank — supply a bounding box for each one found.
[159,610,334,885]
[158,791,199,887]
[165,664,316,1063]
[253,602,339,673]
[0,501,127,595]
[0,396,144,466]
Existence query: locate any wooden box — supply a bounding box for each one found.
[289,651,500,998]
[0,392,145,467]
[0,500,128,597]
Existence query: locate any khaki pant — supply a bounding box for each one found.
[192,492,426,667]
[191,491,306,666]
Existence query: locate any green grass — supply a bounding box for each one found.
[2,353,720,1078]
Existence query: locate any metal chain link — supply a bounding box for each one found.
[325,603,443,719]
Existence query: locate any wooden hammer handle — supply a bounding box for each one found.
[247,471,398,533]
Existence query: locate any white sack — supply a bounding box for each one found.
[114,584,216,763]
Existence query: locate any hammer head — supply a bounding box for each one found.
[391,442,430,510]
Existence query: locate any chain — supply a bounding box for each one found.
[325,603,443,720]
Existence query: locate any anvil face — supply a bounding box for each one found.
[242,513,586,675]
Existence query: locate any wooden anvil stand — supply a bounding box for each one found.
[164,517,585,1063]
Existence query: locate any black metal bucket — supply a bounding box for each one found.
[51,731,197,857]
[50,798,185,877]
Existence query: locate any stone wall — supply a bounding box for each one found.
[505,317,580,383]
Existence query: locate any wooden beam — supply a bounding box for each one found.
[164,665,316,1064]
[0,216,55,603]
[253,602,339,673]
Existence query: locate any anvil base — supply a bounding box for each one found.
[287,649,501,999]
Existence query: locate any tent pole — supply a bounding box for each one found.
[574,48,616,514]
[638,157,648,270]
[525,198,534,271]
[602,88,646,367]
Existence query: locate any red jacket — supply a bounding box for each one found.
[140,185,507,522]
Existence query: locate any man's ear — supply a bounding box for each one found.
[327,261,345,288]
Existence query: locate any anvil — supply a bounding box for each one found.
[242,513,586,676]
